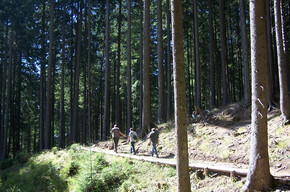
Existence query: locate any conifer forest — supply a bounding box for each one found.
[0,0,289,173]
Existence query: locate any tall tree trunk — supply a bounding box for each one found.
[142,0,151,137]
[194,0,201,109]
[0,21,8,160]
[72,1,82,143]
[51,52,56,147]
[266,0,274,109]
[243,0,274,190]
[127,0,132,131]
[69,0,75,145]
[209,0,215,109]
[228,10,235,101]
[171,0,191,191]
[274,0,290,123]
[14,51,22,155]
[281,1,290,94]
[98,53,105,141]
[186,32,192,115]
[82,3,89,144]
[166,0,172,122]
[87,0,92,143]
[157,0,165,124]
[0,25,13,161]
[139,0,143,132]
[59,3,66,148]
[39,0,46,151]
[219,0,228,105]
[116,0,122,127]
[240,0,251,106]
[103,0,111,140]
[45,0,55,149]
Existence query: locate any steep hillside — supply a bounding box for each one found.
[96,102,290,191]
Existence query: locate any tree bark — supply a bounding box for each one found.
[219,0,228,105]
[243,0,274,190]
[45,0,55,149]
[72,1,82,143]
[139,0,143,133]
[274,0,290,123]
[116,0,122,128]
[265,0,274,109]
[39,0,46,151]
[103,0,111,140]
[0,25,13,161]
[194,0,201,109]
[171,0,191,191]
[239,0,251,106]
[87,0,92,143]
[59,3,66,149]
[0,21,9,160]
[157,0,165,124]
[166,0,172,122]
[127,0,132,132]
[209,0,215,109]
[142,0,151,137]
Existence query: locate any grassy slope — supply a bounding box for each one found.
[0,145,178,192]
[1,102,289,191]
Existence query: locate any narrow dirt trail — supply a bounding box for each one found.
[81,145,290,184]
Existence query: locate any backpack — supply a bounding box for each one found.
[133,134,138,141]
[111,128,120,138]
[131,131,137,141]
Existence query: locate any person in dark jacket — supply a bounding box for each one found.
[147,128,159,158]
[111,124,126,153]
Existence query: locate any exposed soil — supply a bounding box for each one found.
[94,102,290,191]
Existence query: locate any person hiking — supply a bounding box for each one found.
[127,128,138,155]
[111,124,126,153]
[147,128,159,158]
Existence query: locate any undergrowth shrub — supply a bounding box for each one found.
[66,161,79,177]
[76,156,135,192]
[85,176,108,192]
[0,159,13,170]
[69,143,81,151]
[14,151,30,164]
[0,162,67,192]
[0,148,178,191]
[94,153,109,171]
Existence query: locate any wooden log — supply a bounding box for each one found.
[81,146,290,185]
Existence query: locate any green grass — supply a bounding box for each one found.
[0,145,177,192]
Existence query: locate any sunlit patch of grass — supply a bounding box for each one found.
[188,137,201,149]
[277,141,287,150]
[220,149,233,159]
[275,126,283,134]
[158,121,175,133]
[200,140,210,152]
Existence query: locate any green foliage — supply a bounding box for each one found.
[0,151,30,170]
[0,159,13,170]
[66,161,79,177]
[166,166,176,177]
[14,152,31,165]
[93,153,109,171]
[69,143,81,151]
[0,147,178,191]
[0,162,67,192]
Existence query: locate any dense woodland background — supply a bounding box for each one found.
[0,0,289,161]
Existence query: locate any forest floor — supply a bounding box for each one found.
[93,102,290,191]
